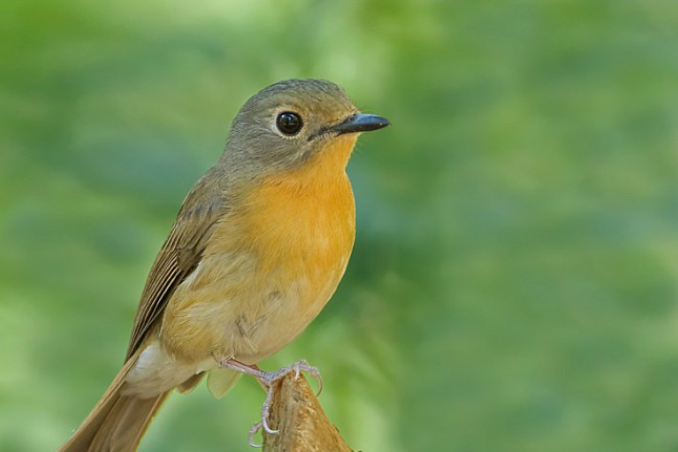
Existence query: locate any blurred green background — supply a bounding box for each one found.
[2,0,678,450]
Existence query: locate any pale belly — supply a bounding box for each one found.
[177,253,348,363]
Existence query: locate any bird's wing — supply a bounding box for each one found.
[125,173,226,359]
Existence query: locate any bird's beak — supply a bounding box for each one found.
[332,114,391,135]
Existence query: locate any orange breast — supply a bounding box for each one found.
[243,137,357,300]
[162,135,357,363]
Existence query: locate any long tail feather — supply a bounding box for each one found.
[59,351,169,452]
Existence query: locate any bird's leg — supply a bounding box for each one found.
[218,358,323,447]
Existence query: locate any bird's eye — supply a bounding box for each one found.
[276,112,303,136]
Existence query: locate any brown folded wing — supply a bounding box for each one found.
[125,172,227,359]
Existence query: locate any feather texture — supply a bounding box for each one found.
[59,351,169,452]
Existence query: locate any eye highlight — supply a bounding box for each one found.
[276,112,303,136]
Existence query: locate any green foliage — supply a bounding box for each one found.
[1,0,678,450]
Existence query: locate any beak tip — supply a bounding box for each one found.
[333,113,391,135]
[362,114,390,131]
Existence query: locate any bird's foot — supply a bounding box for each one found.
[219,358,322,448]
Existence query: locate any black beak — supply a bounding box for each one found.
[332,114,391,135]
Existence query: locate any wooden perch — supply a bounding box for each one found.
[262,374,353,452]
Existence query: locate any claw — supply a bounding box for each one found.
[291,360,323,396]
[261,416,278,434]
[219,358,323,447]
[248,422,263,448]
[260,387,279,434]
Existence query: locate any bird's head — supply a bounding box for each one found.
[222,79,390,180]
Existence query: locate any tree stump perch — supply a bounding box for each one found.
[262,375,353,452]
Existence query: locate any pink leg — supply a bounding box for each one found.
[219,358,323,447]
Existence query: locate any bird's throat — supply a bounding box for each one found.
[242,135,357,275]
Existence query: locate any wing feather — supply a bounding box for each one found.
[125,172,227,359]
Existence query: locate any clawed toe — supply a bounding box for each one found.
[220,357,323,447]
[261,416,278,434]
[244,359,323,447]
[288,360,323,396]
[248,422,263,448]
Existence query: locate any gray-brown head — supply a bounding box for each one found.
[220,79,389,179]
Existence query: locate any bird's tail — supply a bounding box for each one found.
[59,352,169,452]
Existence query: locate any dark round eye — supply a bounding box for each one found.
[276,111,303,136]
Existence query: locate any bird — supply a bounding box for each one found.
[59,79,390,451]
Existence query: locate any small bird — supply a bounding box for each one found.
[60,79,390,451]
